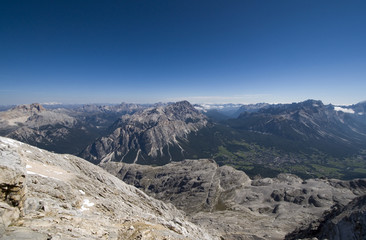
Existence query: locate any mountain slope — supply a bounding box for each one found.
[81,101,208,165]
[228,100,366,154]
[0,137,213,240]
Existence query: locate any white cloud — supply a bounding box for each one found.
[334,106,355,114]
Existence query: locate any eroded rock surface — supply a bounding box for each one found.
[0,137,214,240]
[102,160,366,240]
[286,194,366,240]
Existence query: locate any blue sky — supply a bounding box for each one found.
[1,0,365,105]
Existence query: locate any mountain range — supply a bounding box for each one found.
[0,103,149,154]
[1,99,366,179]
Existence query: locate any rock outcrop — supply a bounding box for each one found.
[81,101,208,165]
[286,194,366,240]
[102,160,366,240]
[0,137,213,240]
[102,159,250,215]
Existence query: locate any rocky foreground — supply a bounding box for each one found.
[101,159,366,240]
[2,136,366,240]
[0,137,213,240]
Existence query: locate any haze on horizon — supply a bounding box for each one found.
[1,1,365,106]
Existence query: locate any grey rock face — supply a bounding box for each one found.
[286,194,366,240]
[0,137,214,240]
[0,103,78,150]
[0,141,27,237]
[101,159,250,215]
[0,103,76,129]
[81,101,207,165]
[101,160,366,240]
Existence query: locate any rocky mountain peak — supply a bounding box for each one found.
[13,103,45,113]
[300,99,324,108]
[169,100,195,110]
[81,101,208,165]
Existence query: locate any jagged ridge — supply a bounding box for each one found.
[81,101,207,165]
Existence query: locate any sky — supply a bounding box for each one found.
[1,0,365,105]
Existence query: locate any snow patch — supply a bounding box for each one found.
[79,190,86,195]
[80,199,94,212]
[133,149,141,164]
[25,150,32,153]
[1,138,20,147]
[27,171,50,179]
[334,106,355,114]
[26,168,62,180]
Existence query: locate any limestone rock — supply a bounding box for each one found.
[286,194,366,240]
[102,160,366,240]
[0,137,214,240]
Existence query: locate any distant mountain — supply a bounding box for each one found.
[0,103,76,132]
[194,103,243,120]
[228,99,366,155]
[80,99,366,179]
[194,103,271,121]
[2,100,366,180]
[179,100,366,179]
[72,102,146,113]
[0,103,146,154]
[0,105,16,112]
[211,100,366,179]
[81,101,208,165]
[0,103,83,153]
[232,102,270,117]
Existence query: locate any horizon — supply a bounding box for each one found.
[1,1,366,106]
[1,98,365,108]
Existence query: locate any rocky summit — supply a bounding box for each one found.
[0,137,213,240]
[101,159,366,240]
[81,101,207,165]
